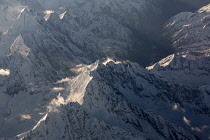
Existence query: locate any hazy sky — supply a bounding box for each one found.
[178,0,209,9]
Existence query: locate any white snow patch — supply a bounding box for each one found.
[39,112,45,115]
[67,61,99,105]
[183,116,191,126]
[17,7,27,19]
[68,70,93,105]
[59,11,66,19]
[198,4,210,13]
[172,103,179,110]
[191,125,208,132]
[172,103,186,112]
[56,77,71,83]
[166,21,176,27]
[102,58,130,65]
[32,113,48,131]
[183,24,191,27]
[147,54,174,70]
[48,93,65,112]
[52,87,65,92]
[43,10,54,21]
[70,64,89,74]
[159,54,174,67]
[0,69,10,76]
[16,131,30,140]
[21,114,31,120]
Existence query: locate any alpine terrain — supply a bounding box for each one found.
[0,0,210,140]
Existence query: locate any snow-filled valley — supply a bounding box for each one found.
[0,0,210,140]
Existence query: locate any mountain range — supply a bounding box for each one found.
[0,0,210,140]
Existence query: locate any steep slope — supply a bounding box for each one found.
[148,3,210,87]
[4,60,206,140]
[26,0,207,66]
[76,61,209,139]
[13,102,144,140]
[31,60,209,139]
[0,1,133,137]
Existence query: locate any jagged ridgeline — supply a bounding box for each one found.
[1,0,209,66]
[0,0,210,140]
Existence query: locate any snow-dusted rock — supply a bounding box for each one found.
[14,102,144,140]
[0,1,210,140]
[54,60,208,140]
[149,4,210,87]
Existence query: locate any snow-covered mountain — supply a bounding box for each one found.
[148,4,210,87]
[2,59,208,140]
[0,0,210,140]
[2,60,207,140]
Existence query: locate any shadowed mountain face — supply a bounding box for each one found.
[81,0,209,66]
[178,0,210,8]
[127,0,210,66]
